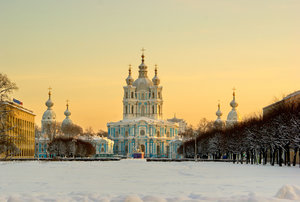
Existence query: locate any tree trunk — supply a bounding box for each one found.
[286,144,290,166]
[293,147,298,167]
[271,149,275,166]
[278,147,283,167]
[259,149,262,164]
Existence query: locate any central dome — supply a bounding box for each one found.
[133,78,153,91]
[132,52,153,91]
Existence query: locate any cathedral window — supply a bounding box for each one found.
[125,106,128,114]
[157,131,160,137]
[158,92,161,98]
[152,105,155,114]
[142,93,144,100]
[141,105,145,116]
[158,105,161,114]
[125,92,128,98]
[131,106,134,114]
[140,130,145,136]
[115,131,119,138]
[157,145,160,155]
[131,92,134,98]
[125,131,129,138]
[152,92,155,98]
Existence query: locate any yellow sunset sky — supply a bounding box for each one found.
[0,0,299,131]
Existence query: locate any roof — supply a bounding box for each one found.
[0,101,36,116]
[107,117,178,127]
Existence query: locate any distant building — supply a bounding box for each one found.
[168,137,183,159]
[263,90,300,118]
[107,52,179,158]
[167,114,187,134]
[226,89,241,127]
[0,100,35,159]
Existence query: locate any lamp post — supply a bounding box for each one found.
[194,131,198,161]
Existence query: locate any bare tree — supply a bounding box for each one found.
[61,123,83,138]
[96,129,108,137]
[0,73,19,159]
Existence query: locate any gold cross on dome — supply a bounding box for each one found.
[232,87,236,92]
[141,47,146,55]
[66,99,69,105]
[48,86,52,92]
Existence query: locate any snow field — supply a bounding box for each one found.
[0,160,299,202]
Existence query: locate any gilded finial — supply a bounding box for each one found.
[129,64,132,75]
[141,48,145,63]
[48,86,52,97]
[155,64,158,76]
[218,100,220,108]
[66,99,69,109]
[232,87,236,96]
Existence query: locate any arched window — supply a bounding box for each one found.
[158,92,161,98]
[152,92,155,98]
[131,92,134,98]
[125,92,128,98]
[142,93,144,100]
[125,106,128,114]
[125,131,129,138]
[157,131,160,137]
[152,105,155,114]
[131,106,134,114]
[158,105,161,114]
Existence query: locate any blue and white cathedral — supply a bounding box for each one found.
[107,52,180,158]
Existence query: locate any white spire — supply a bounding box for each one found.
[214,101,224,129]
[138,48,148,78]
[152,64,160,86]
[64,100,71,117]
[62,100,73,129]
[226,88,240,127]
[126,64,134,85]
[45,87,54,109]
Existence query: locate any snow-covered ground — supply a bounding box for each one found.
[0,160,299,202]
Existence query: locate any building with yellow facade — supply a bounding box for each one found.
[0,101,35,159]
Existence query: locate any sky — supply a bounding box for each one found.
[0,0,299,131]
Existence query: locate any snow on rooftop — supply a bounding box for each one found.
[0,160,300,201]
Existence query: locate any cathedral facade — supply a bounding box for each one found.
[107,52,179,158]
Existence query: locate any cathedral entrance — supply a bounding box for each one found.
[140,145,145,153]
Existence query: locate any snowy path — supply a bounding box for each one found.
[0,159,299,201]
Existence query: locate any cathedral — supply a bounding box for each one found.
[107,52,179,158]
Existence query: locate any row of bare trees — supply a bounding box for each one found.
[179,102,300,167]
[48,137,95,158]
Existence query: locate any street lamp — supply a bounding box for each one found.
[194,131,198,161]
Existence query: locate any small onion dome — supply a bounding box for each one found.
[42,89,56,120]
[45,90,54,109]
[230,91,238,109]
[62,101,73,128]
[226,89,240,126]
[152,65,160,86]
[126,65,134,85]
[216,103,223,117]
